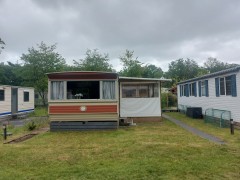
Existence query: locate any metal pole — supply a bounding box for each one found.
[230,119,234,135]
[3,124,7,140]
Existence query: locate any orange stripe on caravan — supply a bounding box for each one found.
[49,105,117,114]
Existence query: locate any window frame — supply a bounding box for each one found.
[189,83,195,96]
[201,81,206,96]
[50,80,117,101]
[219,75,232,96]
[67,80,100,100]
[121,83,159,98]
[24,91,30,102]
[0,89,5,101]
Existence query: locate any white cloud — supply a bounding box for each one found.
[1,0,240,71]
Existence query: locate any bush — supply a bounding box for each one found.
[25,121,37,131]
[25,117,49,131]
[161,93,177,109]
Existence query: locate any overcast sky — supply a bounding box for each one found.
[1,0,240,71]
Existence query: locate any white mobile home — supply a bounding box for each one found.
[47,71,171,131]
[0,85,34,118]
[177,66,240,125]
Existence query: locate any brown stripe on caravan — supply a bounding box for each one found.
[47,72,118,80]
[49,105,117,114]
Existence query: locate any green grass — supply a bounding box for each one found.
[29,106,48,117]
[1,115,240,179]
[165,112,240,146]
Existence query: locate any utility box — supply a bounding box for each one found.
[186,107,202,119]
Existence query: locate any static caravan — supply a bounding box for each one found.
[0,85,34,119]
[177,66,240,126]
[47,72,170,131]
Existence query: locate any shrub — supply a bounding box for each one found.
[25,121,37,131]
[161,93,177,109]
[25,117,49,131]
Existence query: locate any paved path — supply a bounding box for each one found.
[163,114,225,145]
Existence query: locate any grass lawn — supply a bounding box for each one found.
[1,113,240,179]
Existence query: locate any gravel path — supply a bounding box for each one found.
[163,114,225,145]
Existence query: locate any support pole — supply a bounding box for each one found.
[230,119,234,135]
[3,124,7,140]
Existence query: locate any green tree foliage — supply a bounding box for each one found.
[0,62,24,85]
[119,50,143,77]
[203,57,238,73]
[73,49,113,72]
[0,38,5,54]
[21,42,66,106]
[165,58,201,85]
[143,64,163,78]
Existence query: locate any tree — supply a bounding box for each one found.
[119,50,143,77]
[203,57,238,73]
[21,42,66,106]
[0,62,24,86]
[0,38,5,54]
[143,64,163,78]
[73,49,113,72]
[165,58,201,85]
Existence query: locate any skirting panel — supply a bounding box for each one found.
[50,121,118,131]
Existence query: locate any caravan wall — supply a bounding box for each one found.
[0,85,34,118]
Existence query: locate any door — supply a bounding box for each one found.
[11,88,18,114]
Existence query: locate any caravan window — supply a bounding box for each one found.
[24,92,29,102]
[122,83,159,98]
[201,81,206,96]
[67,81,100,99]
[219,76,232,96]
[51,81,64,100]
[0,90,4,101]
[102,81,115,99]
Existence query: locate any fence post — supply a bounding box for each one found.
[3,124,7,140]
[230,119,234,135]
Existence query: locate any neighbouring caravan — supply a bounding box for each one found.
[177,66,240,126]
[0,85,34,119]
[47,71,171,131]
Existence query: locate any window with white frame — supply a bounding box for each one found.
[219,76,232,96]
[201,81,206,96]
[189,83,195,96]
[182,85,185,96]
[216,75,237,97]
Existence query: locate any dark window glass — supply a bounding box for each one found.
[67,81,100,99]
[24,92,29,102]
[189,84,192,96]
[184,84,188,96]
[0,90,4,101]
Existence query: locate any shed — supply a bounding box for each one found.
[47,72,171,131]
[0,85,34,119]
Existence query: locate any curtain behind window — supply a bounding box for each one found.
[102,81,115,99]
[51,81,64,100]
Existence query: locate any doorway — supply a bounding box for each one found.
[11,88,18,114]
